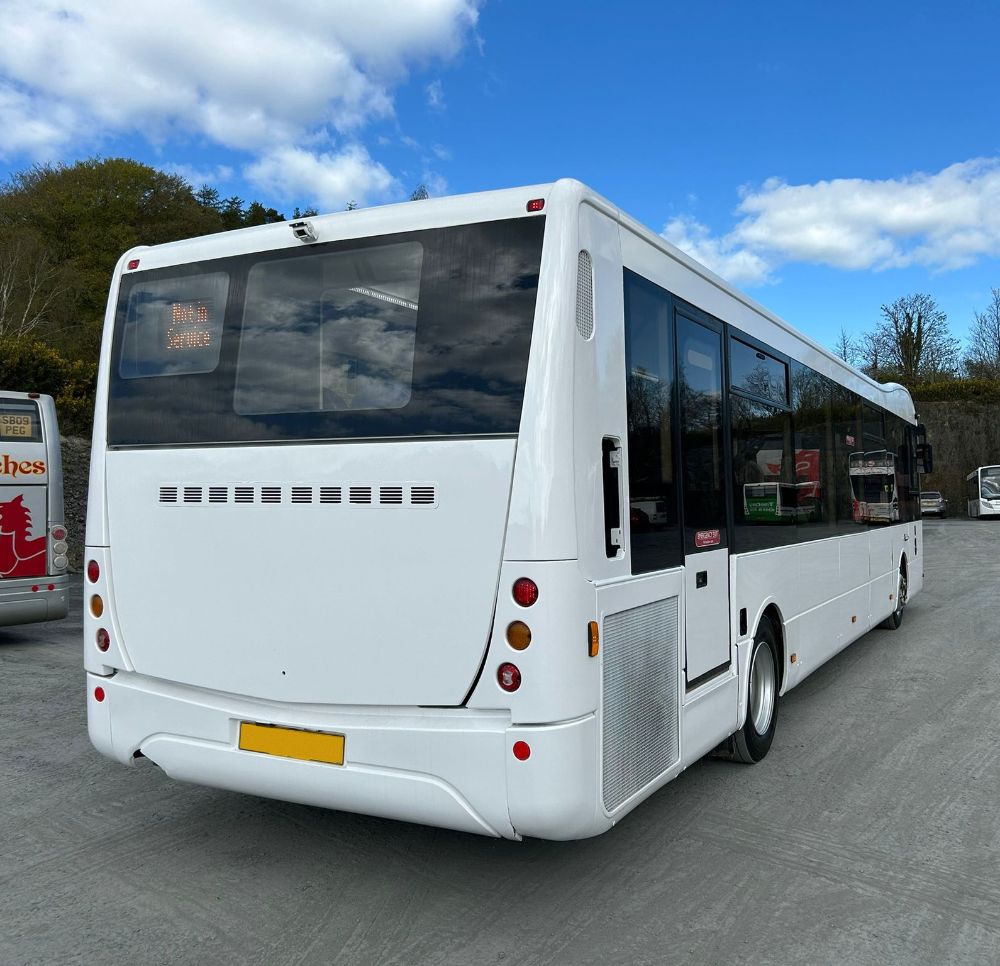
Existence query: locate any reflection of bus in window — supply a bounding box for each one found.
[86,180,923,842]
[0,391,69,627]
[966,465,1000,518]
[849,451,899,523]
[741,446,821,523]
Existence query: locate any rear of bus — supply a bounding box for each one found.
[85,183,606,839]
[0,392,69,626]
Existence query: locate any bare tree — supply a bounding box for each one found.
[857,329,888,378]
[873,293,960,382]
[833,327,857,365]
[0,234,65,341]
[964,287,1000,379]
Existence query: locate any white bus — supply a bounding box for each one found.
[0,391,69,626]
[966,465,1000,518]
[85,180,926,840]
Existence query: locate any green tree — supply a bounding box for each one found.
[0,158,222,357]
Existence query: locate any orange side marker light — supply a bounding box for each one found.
[588,621,600,658]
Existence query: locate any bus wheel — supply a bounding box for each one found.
[732,619,780,764]
[881,564,907,630]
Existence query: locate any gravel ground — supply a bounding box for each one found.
[1,518,999,965]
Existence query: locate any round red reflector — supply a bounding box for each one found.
[497,662,522,692]
[94,686,105,702]
[31,585,39,593]
[513,740,531,761]
[96,628,110,652]
[87,560,100,583]
[512,578,538,607]
[47,584,54,591]
[51,526,67,541]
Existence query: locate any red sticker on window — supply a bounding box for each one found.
[695,529,721,548]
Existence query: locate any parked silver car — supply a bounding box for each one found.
[920,491,948,517]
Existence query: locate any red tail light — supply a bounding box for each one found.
[94,686,106,702]
[96,629,110,652]
[512,578,538,607]
[513,740,531,760]
[497,663,522,692]
[87,560,100,583]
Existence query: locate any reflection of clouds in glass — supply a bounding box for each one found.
[109,218,543,445]
[235,243,421,415]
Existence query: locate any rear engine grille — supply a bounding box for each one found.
[602,597,679,812]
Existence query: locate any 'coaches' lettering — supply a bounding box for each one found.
[0,454,46,477]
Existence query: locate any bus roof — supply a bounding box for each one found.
[113,178,916,422]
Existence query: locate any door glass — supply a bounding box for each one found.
[677,315,726,551]
[623,271,681,573]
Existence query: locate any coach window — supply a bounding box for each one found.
[886,414,915,523]
[832,387,863,530]
[623,270,681,573]
[730,338,788,405]
[791,363,838,540]
[730,334,794,552]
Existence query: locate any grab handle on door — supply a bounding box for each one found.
[601,437,624,558]
[696,570,708,588]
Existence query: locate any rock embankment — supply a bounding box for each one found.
[60,435,90,572]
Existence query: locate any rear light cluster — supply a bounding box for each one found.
[497,577,538,693]
[88,559,111,654]
[49,525,69,572]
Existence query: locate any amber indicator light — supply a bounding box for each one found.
[587,621,600,658]
[506,621,532,650]
[90,595,104,618]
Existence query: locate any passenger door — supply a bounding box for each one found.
[676,312,731,684]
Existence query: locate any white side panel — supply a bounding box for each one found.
[504,181,586,561]
[574,204,629,583]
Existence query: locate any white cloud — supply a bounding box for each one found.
[661,215,773,286]
[426,80,445,111]
[245,144,397,211]
[163,162,235,190]
[0,0,479,200]
[663,158,1000,285]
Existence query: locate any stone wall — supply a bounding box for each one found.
[917,400,1000,515]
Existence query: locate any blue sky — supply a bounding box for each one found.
[1,0,998,354]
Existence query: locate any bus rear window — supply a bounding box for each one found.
[119,273,229,379]
[0,400,42,442]
[107,217,544,446]
[235,242,422,415]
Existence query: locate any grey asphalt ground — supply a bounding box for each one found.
[2,519,998,966]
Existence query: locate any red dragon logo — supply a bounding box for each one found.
[0,493,47,578]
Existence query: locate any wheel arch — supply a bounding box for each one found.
[758,603,787,694]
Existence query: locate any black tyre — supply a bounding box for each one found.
[881,563,907,630]
[731,619,780,764]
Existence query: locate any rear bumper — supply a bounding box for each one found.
[86,672,605,840]
[0,574,68,627]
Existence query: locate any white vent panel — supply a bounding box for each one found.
[602,597,679,812]
[576,250,594,340]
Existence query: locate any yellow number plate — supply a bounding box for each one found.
[239,722,345,765]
